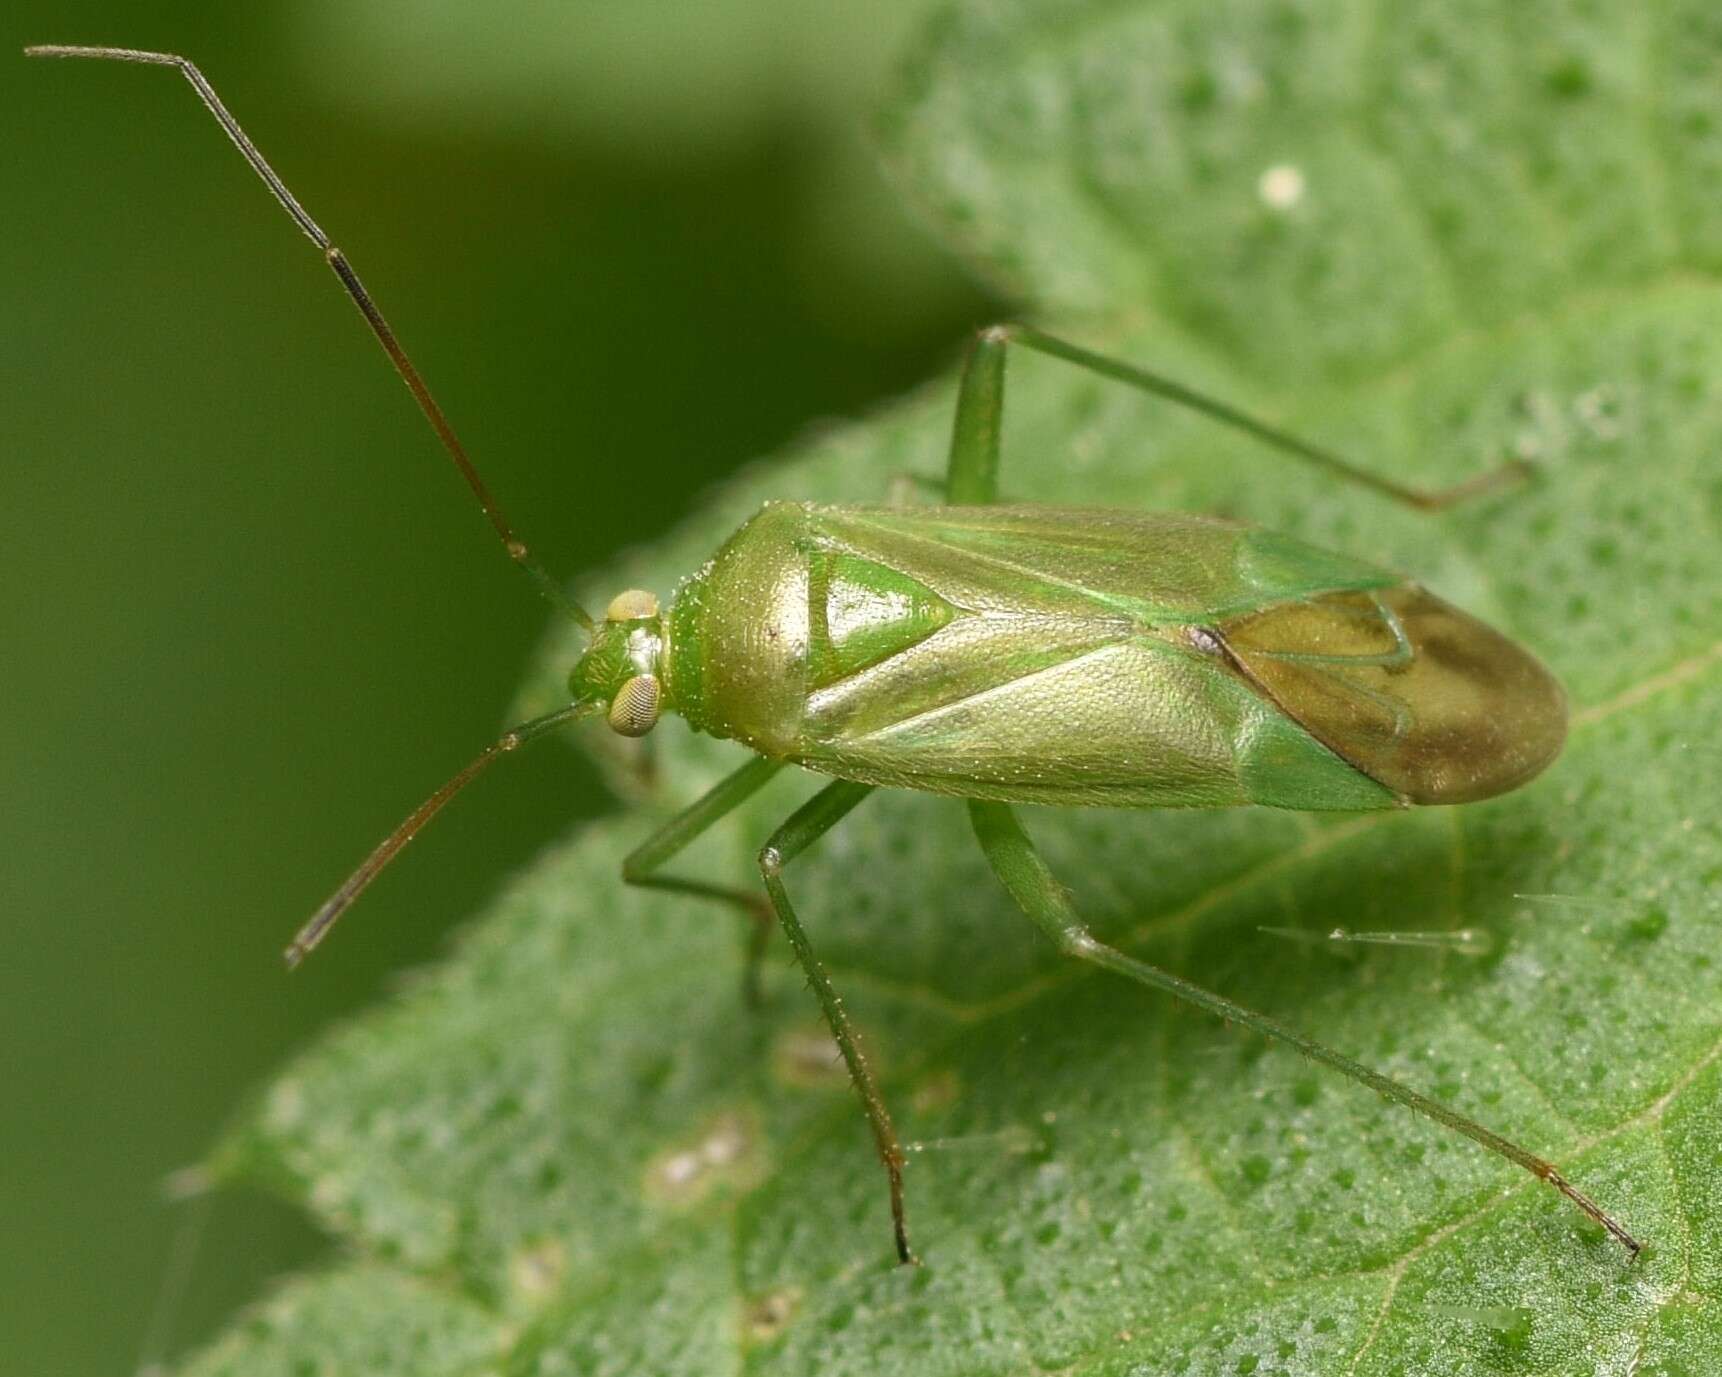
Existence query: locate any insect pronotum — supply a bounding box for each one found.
[28,43,1643,1263]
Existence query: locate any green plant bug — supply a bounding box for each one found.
[26,43,1643,1267]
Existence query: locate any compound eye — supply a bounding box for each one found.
[607,675,661,736]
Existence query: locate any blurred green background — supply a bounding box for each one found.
[4,3,994,1371]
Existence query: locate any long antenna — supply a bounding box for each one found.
[26,43,594,631]
[283,701,599,967]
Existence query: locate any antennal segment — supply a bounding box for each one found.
[283,700,599,967]
[25,43,594,631]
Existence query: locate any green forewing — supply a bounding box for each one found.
[813,505,1399,621]
[787,505,1399,810]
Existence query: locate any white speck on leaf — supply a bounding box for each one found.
[1258,164,1305,209]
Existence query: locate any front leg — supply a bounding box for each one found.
[623,756,785,1005]
[756,780,918,1264]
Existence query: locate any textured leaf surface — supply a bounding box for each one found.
[192,2,1722,1373]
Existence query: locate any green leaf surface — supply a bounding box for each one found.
[191,2,1722,1373]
